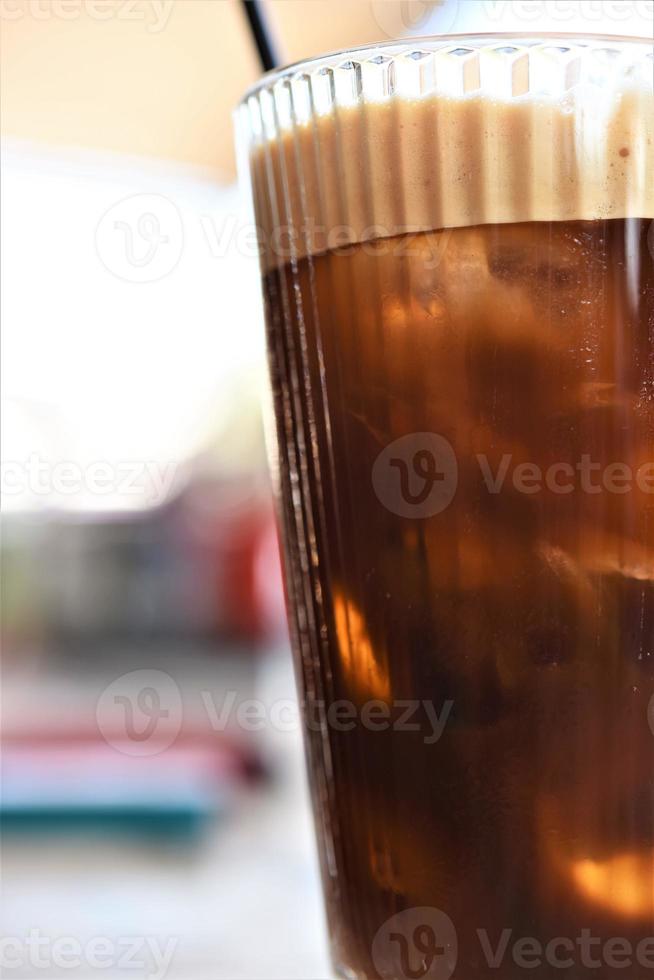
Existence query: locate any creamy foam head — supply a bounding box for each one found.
[241,38,654,268]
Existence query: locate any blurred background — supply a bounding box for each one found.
[1,2,651,978]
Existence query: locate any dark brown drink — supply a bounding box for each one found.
[263,219,653,978]
[239,35,654,980]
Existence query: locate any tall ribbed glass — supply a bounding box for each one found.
[237,35,653,980]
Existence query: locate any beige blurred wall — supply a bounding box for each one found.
[0,0,435,180]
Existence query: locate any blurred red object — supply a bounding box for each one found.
[180,477,285,645]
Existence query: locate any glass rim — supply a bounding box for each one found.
[239,31,653,104]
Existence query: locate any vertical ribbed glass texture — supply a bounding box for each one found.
[237,35,653,980]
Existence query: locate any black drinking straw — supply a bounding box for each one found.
[240,0,279,74]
